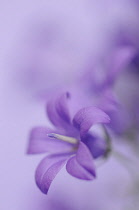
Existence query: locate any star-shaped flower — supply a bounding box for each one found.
[27,92,110,194]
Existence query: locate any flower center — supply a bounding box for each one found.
[47,133,78,145]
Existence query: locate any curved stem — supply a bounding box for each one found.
[102,125,112,158]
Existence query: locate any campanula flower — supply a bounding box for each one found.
[71,44,136,135]
[27,92,110,194]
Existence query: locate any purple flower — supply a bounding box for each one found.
[82,45,136,94]
[27,92,110,194]
[72,44,136,135]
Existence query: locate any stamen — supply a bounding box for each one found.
[47,133,78,144]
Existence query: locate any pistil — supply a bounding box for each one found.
[47,133,78,145]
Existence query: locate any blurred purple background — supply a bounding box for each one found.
[1,1,139,209]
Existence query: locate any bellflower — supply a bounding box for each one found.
[113,53,139,135]
[72,44,136,135]
[82,45,136,94]
[27,92,110,194]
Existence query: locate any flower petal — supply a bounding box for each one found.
[27,127,73,154]
[66,156,93,180]
[35,155,68,194]
[73,106,110,137]
[46,92,71,129]
[76,142,96,176]
[82,133,107,158]
[66,142,96,180]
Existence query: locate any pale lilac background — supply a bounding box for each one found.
[0,1,139,209]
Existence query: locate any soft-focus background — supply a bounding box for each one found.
[1,1,139,210]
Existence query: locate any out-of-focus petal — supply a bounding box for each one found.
[73,106,110,137]
[98,91,131,134]
[81,46,136,93]
[56,92,71,123]
[106,108,130,135]
[66,142,96,180]
[27,127,73,154]
[105,46,136,87]
[46,92,71,130]
[35,155,68,194]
